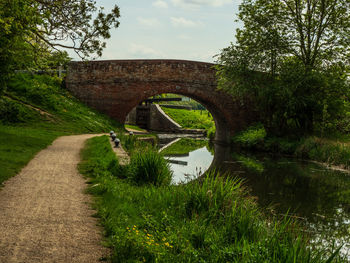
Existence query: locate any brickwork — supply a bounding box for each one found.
[66,59,257,142]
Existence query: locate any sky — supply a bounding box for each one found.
[69,0,242,63]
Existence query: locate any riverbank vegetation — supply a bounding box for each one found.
[79,135,343,262]
[217,0,350,138]
[0,74,120,184]
[233,124,350,169]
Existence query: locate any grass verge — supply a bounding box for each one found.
[79,135,342,262]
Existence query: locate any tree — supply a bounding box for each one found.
[217,0,350,134]
[0,0,120,93]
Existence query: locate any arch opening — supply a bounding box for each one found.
[121,90,231,143]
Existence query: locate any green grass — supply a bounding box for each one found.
[129,148,172,186]
[0,73,121,184]
[161,138,208,155]
[161,107,214,130]
[125,124,147,132]
[78,136,343,262]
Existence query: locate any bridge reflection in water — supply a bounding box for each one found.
[159,136,350,258]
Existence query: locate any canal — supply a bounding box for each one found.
[158,135,350,258]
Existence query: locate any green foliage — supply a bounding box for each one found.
[79,137,343,262]
[161,138,208,156]
[0,0,120,92]
[0,97,39,123]
[129,149,172,186]
[233,125,350,168]
[217,0,350,135]
[233,124,267,148]
[161,107,215,130]
[207,125,216,140]
[296,137,350,169]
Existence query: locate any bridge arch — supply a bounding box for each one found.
[66,59,257,143]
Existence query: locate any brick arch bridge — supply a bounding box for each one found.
[66,59,257,143]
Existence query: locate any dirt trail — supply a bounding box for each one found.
[0,134,109,263]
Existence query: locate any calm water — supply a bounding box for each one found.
[159,136,350,258]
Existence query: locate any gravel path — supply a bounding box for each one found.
[0,134,109,263]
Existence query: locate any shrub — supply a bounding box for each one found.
[233,124,266,148]
[207,125,216,140]
[0,97,38,123]
[129,149,172,186]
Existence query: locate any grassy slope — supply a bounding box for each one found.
[161,107,214,130]
[79,136,342,262]
[0,73,121,184]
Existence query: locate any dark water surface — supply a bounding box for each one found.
[159,136,350,258]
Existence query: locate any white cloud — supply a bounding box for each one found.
[171,0,232,9]
[129,43,165,58]
[170,17,201,27]
[152,0,169,8]
[137,17,160,27]
[178,34,191,40]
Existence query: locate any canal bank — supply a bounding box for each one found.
[79,134,346,262]
[157,135,350,258]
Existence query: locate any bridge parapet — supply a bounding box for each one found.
[67,59,217,85]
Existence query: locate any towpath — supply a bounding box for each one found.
[0,134,109,263]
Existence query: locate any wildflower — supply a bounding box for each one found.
[162,237,166,241]
[164,242,170,247]
[147,233,152,237]
[147,237,150,240]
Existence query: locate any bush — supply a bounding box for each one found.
[0,97,38,123]
[207,125,216,140]
[232,124,266,148]
[129,149,172,186]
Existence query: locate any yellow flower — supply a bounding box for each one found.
[162,237,166,241]
[133,225,137,228]
[136,230,139,233]
[146,237,150,240]
[146,241,151,245]
[147,233,152,237]
[126,227,129,230]
[164,242,170,247]
[155,243,159,246]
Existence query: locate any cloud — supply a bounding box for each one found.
[171,0,232,9]
[129,43,165,58]
[178,34,191,40]
[152,0,169,8]
[137,17,160,27]
[170,17,201,27]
